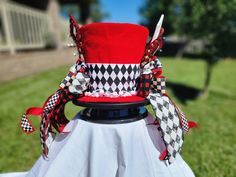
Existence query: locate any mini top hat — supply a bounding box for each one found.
[67,21,149,103]
[20,15,197,164]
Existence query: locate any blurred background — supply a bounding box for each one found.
[0,0,235,176]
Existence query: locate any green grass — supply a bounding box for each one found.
[0,58,236,176]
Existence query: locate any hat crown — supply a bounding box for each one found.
[80,23,149,64]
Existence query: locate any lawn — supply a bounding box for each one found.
[0,58,236,177]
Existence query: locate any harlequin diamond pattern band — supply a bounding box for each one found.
[147,93,184,163]
[87,63,140,94]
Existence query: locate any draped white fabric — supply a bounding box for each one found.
[0,114,195,177]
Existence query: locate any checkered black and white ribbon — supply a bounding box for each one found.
[20,91,62,156]
[175,106,189,134]
[40,91,60,156]
[20,107,43,134]
[87,63,140,95]
[20,89,76,157]
[147,93,184,164]
[40,89,78,157]
[21,113,36,133]
[138,57,163,97]
[151,76,166,94]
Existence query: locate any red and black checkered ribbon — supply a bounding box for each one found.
[138,74,152,97]
[20,89,80,157]
[20,15,88,157]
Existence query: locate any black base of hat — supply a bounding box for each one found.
[78,107,148,124]
[72,99,150,109]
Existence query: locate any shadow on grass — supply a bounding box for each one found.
[167,81,201,104]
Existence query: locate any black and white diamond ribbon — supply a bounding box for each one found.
[60,61,87,89]
[68,72,90,94]
[147,92,184,164]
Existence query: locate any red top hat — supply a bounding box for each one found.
[20,15,197,163]
[72,22,149,103]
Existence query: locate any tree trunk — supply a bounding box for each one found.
[199,60,213,98]
[176,43,185,58]
[79,2,91,24]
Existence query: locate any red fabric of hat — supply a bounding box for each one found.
[80,23,149,64]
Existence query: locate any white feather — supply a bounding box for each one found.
[151,14,164,42]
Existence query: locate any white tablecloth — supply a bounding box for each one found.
[0,113,195,177]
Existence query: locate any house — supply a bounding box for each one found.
[0,0,70,54]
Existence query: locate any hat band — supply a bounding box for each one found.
[87,63,140,96]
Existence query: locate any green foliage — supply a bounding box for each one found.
[61,4,79,18]
[0,59,236,176]
[173,0,236,58]
[140,0,176,35]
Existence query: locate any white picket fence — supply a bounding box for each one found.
[0,0,68,54]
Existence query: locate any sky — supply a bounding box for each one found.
[60,0,144,24]
[100,0,144,24]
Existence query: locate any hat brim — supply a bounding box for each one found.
[73,96,149,109]
[78,95,145,103]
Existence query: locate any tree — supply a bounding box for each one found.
[90,2,109,22]
[173,0,236,96]
[140,0,236,97]
[60,0,107,24]
[140,0,190,57]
